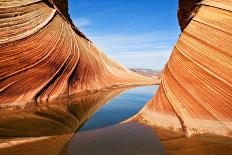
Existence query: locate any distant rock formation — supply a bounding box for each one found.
[0,0,154,108]
[138,0,232,137]
[129,68,161,79]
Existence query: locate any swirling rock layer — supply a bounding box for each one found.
[139,0,232,137]
[0,0,154,108]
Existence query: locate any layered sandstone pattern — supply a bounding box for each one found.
[139,0,232,137]
[0,0,154,108]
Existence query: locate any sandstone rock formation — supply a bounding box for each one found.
[0,0,154,109]
[129,68,161,79]
[138,0,232,137]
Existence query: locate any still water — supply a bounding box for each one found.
[80,85,157,131]
[0,85,231,155]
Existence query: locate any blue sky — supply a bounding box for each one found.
[68,0,180,70]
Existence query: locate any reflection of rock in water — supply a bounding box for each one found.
[127,115,232,155]
[137,0,232,137]
[147,122,232,155]
[0,87,128,155]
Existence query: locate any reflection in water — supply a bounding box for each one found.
[153,126,232,155]
[0,86,231,155]
[80,86,157,131]
[135,116,232,155]
[0,87,130,155]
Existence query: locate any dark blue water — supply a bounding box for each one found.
[79,85,158,131]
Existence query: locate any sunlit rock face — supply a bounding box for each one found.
[0,0,154,108]
[138,0,232,137]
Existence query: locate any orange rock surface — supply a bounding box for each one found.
[0,0,154,108]
[138,0,232,137]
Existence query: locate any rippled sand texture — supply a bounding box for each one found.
[0,87,128,155]
[0,0,154,109]
[139,0,232,137]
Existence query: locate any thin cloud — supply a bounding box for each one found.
[73,17,91,28]
[68,0,180,70]
[109,50,172,70]
[87,31,176,55]
[117,51,172,58]
[84,32,176,70]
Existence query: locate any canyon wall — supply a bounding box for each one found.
[0,0,154,109]
[139,0,232,137]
